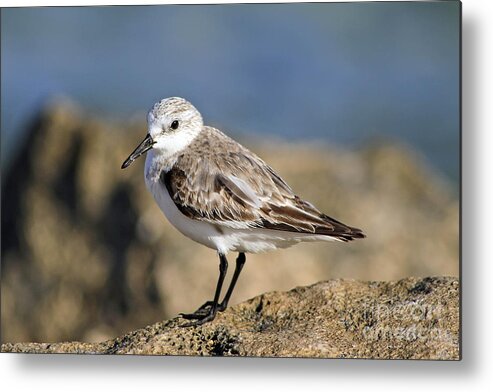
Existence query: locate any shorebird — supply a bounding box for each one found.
[122,97,365,326]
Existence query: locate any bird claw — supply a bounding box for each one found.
[179,310,209,320]
[179,311,217,327]
[179,301,214,319]
[179,300,228,321]
[179,306,217,327]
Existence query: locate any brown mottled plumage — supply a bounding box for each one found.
[161,127,364,242]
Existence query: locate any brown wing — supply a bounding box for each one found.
[161,127,365,242]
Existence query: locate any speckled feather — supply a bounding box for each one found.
[160,126,364,242]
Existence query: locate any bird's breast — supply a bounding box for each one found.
[144,165,221,251]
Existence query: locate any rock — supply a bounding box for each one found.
[1,101,459,344]
[1,277,460,360]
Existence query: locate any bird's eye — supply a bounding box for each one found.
[170,120,179,130]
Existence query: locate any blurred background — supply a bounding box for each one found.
[1,2,460,344]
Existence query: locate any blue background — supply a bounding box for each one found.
[1,2,460,182]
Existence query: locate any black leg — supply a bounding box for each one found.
[217,252,246,311]
[180,253,228,326]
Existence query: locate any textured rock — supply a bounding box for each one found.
[2,277,460,360]
[1,100,459,344]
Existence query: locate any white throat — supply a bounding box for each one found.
[144,127,201,182]
[152,126,201,159]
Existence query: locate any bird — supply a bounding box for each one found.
[121,97,365,327]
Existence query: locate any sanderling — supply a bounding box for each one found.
[122,97,365,326]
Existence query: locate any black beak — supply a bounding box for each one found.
[121,133,155,169]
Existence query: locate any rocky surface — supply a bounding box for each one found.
[1,100,459,344]
[2,277,460,360]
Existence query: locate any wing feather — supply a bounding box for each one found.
[161,127,365,241]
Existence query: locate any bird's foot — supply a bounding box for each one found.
[179,310,218,327]
[179,305,218,327]
[179,300,229,327]
[179,300,226,320]
[179,301,213,320]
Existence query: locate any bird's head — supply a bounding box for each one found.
[121,97,203,169]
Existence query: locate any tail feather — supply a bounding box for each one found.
[260,204,366,241]
[317,214,366,242]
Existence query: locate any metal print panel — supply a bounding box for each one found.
[1,1,460,359]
